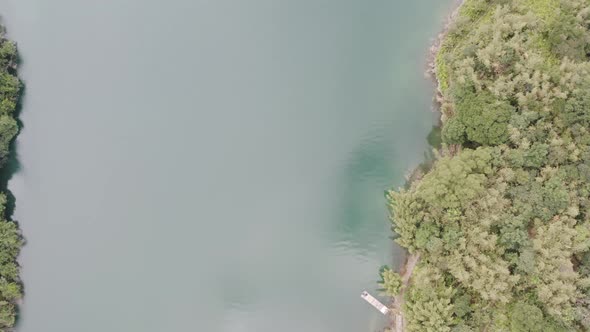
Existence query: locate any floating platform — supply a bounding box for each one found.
[361,291,390,315]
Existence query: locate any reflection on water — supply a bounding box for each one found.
[337,131,397,243]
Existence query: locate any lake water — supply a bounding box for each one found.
[0,1,452,331]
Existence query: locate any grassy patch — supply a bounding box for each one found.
[521,0,560,23]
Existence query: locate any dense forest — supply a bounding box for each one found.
[381,0,590,331]
[0,25,22,331]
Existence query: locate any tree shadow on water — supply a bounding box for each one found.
[332,123,441,254]
[332,134,400,251]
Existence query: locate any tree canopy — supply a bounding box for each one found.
[386,0,590,331]
[0,26,22,332]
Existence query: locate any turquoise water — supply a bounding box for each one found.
[0,1,452,331]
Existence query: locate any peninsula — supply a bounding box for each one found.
[0,23,23,331]
[381,0,590,331]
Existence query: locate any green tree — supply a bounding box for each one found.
[442,116,467,145]
[509,302,544,332]
[0,115,17,164]
[456,92,512,146]
[417,147,492,210]
[0,28,21,330]
[404,266,455,332]
[379,266,402,296]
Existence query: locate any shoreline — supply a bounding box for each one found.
[426,0,466,107]
[386,1,466,331]
[0,22,24,331]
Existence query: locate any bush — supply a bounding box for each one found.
[456,92,512,146]
[442,117,467,145]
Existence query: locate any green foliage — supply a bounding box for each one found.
[523,0,560,22]
[0,73,19,104]
[0,40,16,71]
[442,116,466,145]
[455,92,512,146]
[417,148,492,210]
[0,116,17,164]
[378,266,402,296]
[546,0,590,61]
[0,27,22,331]
[509,302,544,332]
[0,302,15,329]
[0,195,21,331]
[387,189,423,252]
[385,0,590,331]
[562,88,590,128]
[405,266,455,332]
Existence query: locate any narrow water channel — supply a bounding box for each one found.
[0,1,452,331]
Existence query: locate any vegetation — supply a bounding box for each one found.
[0,26,22,331]
[386,0,590,331]
[379,266,403,296]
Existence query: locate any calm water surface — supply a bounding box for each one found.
[0,1,452,331]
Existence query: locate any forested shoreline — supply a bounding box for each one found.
[380,0,590,331]
[0,24,23,331]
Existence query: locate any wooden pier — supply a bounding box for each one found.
[361,291,390,315]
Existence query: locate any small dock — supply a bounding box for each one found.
[361,291,390,315]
